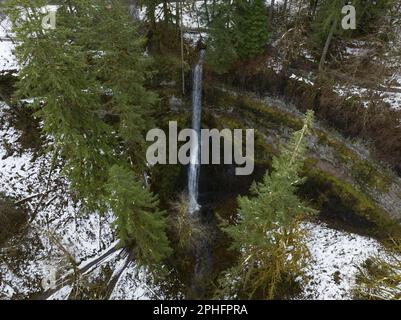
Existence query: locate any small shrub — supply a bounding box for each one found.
[216,221,310,299]
[168,194,208,252]
[354,242,401,300]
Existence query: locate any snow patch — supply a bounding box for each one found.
[303,222,386,300]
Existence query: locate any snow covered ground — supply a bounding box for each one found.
[0,12,160,300]
[0,16,17,74]
[109,265,153,300]
[0,39,16,73]
[333,80,401,110]
[302,222,387,300]
[0,101,136,299]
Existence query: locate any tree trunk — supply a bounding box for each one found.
[176,0,180,28]
[282,0,288,24]
[203,0,210,25]
[319,17,337,72]
[310,0,319,19]
[163,1,169,26]
[268,0,275,30]
[180,1,185,95]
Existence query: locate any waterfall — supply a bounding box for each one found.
[188,49,205,214]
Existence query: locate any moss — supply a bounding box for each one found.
[205,88,302,131]
[351,160,391,192]
[316,131,392,192]
[207,113,244,131]
[234,96,303,131]
[211,88,393,193]
[208,89,400,241]
[301,164,401,241]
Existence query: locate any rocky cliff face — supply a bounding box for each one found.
[203,87,401,235]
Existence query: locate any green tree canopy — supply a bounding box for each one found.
[218,111,316,299]
[6,0,171,266]
[206,0,269,74]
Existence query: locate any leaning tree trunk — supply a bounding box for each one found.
[319,17,337,72]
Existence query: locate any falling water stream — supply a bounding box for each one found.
[188,49,205,214]
[186,49,214,298]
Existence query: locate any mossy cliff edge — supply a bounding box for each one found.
[203,87,401,242]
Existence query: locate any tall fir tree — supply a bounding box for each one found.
[205,1,238,74]
[106,165,172,264]
[218,111,316,299]
[234,0,269,59]
[6,0,171,266]
[206,0,269,73]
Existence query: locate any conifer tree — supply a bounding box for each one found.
[6,0,171,266]
[138,0,159,28]
[217,111,316,299]
[311,0,394,70]
[235,0,269,59]
[206,0,269,73]
[106,165,172,264]
[205,1,238,74]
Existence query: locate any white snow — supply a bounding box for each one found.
[0,16,17,73]
[302,222,386,300]
[47,285,72,300]
[383,91,401,110]
[109,265,153,300]
[0,39,17,73]
[290,73,314,86]
[334,84,401,110]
